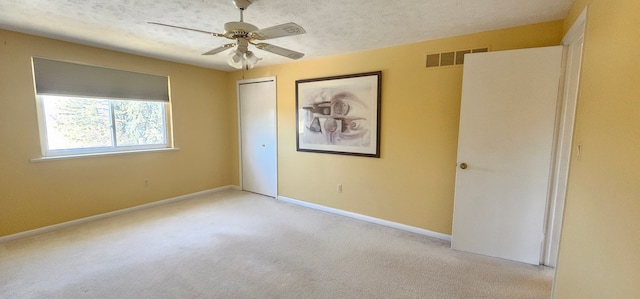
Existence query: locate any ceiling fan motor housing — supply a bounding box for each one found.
[224,21,259,39]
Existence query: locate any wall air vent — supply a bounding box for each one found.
[425,47,489,68]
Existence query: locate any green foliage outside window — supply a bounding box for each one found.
[43,96,167,152]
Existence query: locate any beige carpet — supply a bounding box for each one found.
[0,190,554,298]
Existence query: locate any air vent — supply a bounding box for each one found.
[426,54,440,68]
[440,52,455,66]
[426,47,489,68]
[455,50,471,65]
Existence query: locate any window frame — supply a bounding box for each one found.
[35,95,173,158]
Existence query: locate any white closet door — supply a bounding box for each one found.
[239,78,277,197]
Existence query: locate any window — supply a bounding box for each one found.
[41,96,168,153]
[32,57,172,157]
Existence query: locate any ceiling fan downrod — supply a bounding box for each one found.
[233,0,252,22]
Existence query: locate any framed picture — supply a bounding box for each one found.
[296,71,381,157]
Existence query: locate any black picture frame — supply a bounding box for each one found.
[295,71,381,158]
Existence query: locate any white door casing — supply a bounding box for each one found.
[238,77,277,197]
[452,46,564,265]
[544,8,586,267]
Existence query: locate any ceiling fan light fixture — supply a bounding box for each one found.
[226,49,262,70]
[227,49,245,69]
[244,51,261,68]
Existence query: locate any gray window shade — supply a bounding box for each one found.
[32,57,169,102]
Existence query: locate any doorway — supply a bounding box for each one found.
[237,77,277,197]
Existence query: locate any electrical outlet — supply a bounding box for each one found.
[337,184,342,193]
[144,179,149,187]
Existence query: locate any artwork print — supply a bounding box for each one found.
[296,71,381,157]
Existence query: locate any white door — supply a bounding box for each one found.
[451,46,563,265]
[238,77,277,197]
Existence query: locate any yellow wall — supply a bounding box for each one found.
[553,0,640,297]
[229,21,563,235]
[0,20,565,239]
[0,29,236,237]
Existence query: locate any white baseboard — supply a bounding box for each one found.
[1,187,451,244]
[277,195,452,242]
[0,185,240,243]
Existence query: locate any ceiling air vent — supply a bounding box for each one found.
[426,47,489,68]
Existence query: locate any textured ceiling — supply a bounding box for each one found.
[0,0,574,72]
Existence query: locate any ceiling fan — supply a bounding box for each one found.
[149,0,306,70]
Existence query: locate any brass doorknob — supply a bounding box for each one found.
[460,163,468,169]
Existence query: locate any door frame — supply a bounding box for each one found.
[542,8,586,267]
[236,76,278,196]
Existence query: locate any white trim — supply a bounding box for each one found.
[31,147,180,162]
[544,7,587,268]
[277,195,452,242]
[562,8,587,45]
[0,185,240,243]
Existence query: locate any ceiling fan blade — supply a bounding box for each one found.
[148,22,224,37]
[255,43,304,60]
[202,43,236,55]
[250,22,306,40]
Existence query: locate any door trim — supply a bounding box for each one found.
[236,76,278,196]
[543,8,586,267]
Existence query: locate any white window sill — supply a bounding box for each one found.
[31,148,180,163]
